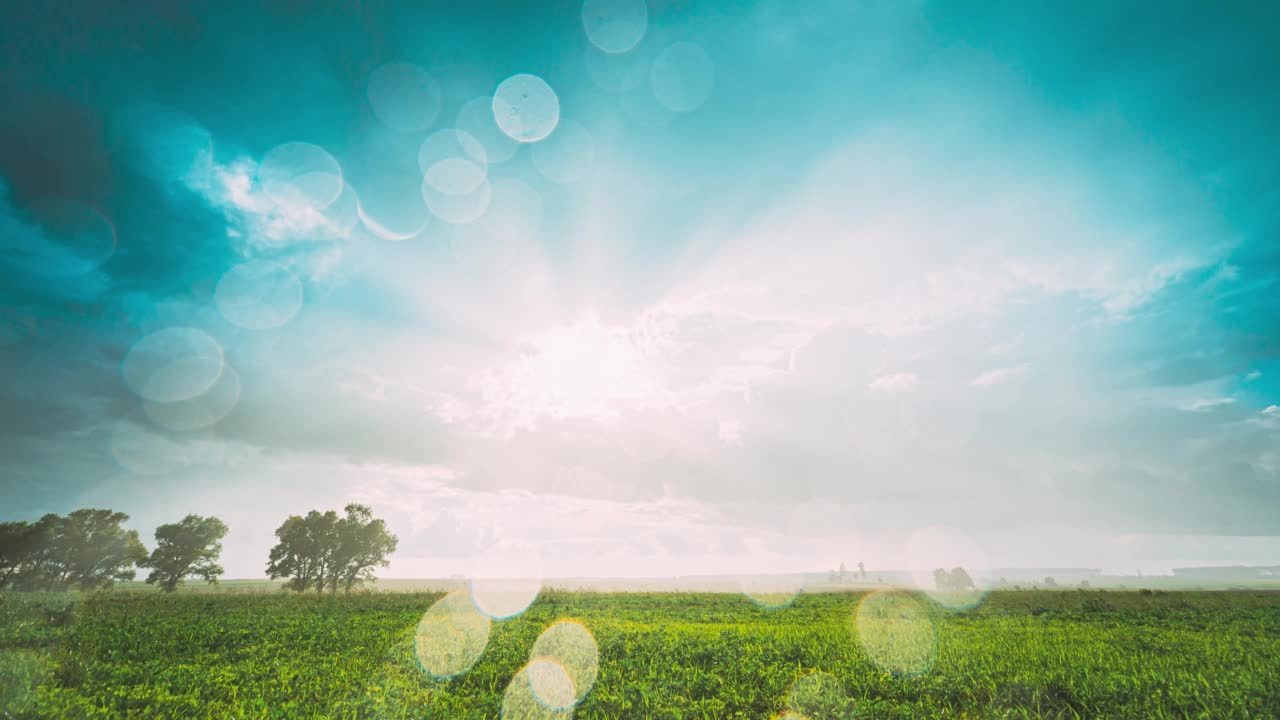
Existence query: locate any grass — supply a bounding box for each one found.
[1,588,1277,718]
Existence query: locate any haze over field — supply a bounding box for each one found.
[2,0,1279,581]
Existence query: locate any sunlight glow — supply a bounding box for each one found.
[497,316,661,422]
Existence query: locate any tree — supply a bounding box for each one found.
[60,509,148,590]
[933,566,977,592]
[932,567,950,590]
[267,504,397,593]
[11,510,147,591]
[266,512,332,592]
[329,504,398,592]
[0,521,44,588]
[948,566,975,591]
[5,515,63,590]
[142,515,229,592]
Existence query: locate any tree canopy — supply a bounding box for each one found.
[142,514,229,592]
[0,510,148,591]
[0,520,46,588]
[266,504,398,592]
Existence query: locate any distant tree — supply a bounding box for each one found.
[142,515,229,592]
[0,521,44,588]
[266,511,334,592]
[8,510,147,591]
[329,504,398,592]
[6,515,62,590]
[933,566,977,592]
[933,567,949,590]
[857,561,866,580]
[61,509,148,591]
[267,504,397,593]
[949,566,975,591]
[1043,576,1058,588]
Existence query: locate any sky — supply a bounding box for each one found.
[2,0,1279,581]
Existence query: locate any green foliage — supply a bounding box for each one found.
[0,589,1277,718]
[0,593,76,716]
[0,522,45,589]
[142,515,229,592]
[266,504,398,593]
[2,511,147,592]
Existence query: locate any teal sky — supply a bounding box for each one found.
[2,0,1279,580]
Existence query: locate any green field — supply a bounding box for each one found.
[2,589,1278,719]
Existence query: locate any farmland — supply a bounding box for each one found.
[2,589,1279,719]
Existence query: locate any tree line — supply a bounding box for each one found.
[0,504,396,593]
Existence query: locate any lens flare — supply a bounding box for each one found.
[258,142,344,212]
[650,42,715,113]
[854,589,938,677]
[414,591,492,679]
[525,658,576,711]
[530,620,599,708]
[456,96,519,164]
[493,74,561,143]
[423,174,491,225]
[418,128,488,175]
[319,182,361,238]
[502,661,574,720]
[581,0,648,54]
[358,172,431,240]
[143,364,241,432]
[367,62,443,132]
[469,541,543,619]
[786,670,850,720]
[122,327,225,404]
[215,260,304,330]
[424,157,488,196]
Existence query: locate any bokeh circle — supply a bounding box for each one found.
[493,74,561,143]
[414,591,492,679]
[122,327,225,404]
[215,260,304,330]
[854,589,938,677]
[581,0,648,54]
[530,620,599,708]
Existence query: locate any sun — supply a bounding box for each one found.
[511,315,659,421]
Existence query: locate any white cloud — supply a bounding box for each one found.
[1183,397,1236,412]
[718,419,743,446]
[868,371,917,393]
[969,365,1028,388]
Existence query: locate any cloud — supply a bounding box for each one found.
[868,372,917,393]
[717,419,743,446]
[4,0,1280,578]
[1184,397,1236,412]
[969,365,1029,388]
